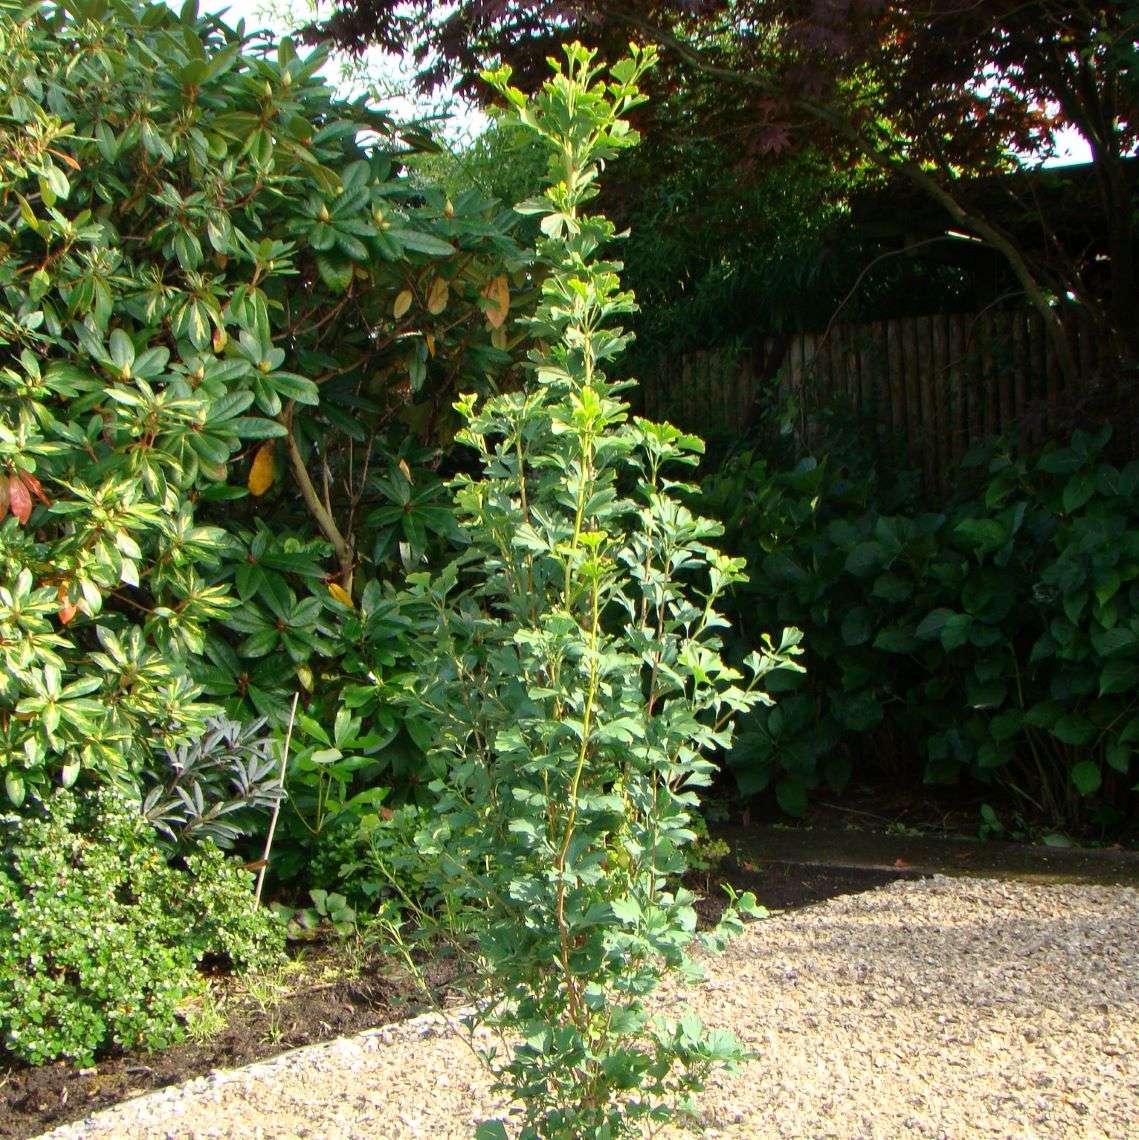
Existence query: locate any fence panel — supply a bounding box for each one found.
[639,308,1106,491]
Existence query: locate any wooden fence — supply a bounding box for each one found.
[639,308,1108,492]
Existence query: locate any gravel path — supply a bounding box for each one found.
[40,876,1139,1139]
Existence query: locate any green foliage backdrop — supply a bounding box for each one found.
[704,424,1139,834]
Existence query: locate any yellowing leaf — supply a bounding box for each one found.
[393,288,413,318]
[426,277,449,315]
[248,440,276,496]
[491,326,508,351]
[327,582,353,608]
[398,458,413,482]
[425,332,436,357]
[483,274,510,329]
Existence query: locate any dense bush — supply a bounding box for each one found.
[0,0,543,1067]
[0,0,525,873]
[705,424,1139,833]
[0,789,282,1065]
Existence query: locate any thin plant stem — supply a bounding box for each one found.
[254,691,299,907]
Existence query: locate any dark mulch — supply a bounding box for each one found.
[0,860,909,1140]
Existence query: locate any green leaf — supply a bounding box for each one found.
[1037,448,1080,475]
[43,162,70,200]
[872,626,920,654]
[915,608,954,639]
[309,222,337,251]
[230,417,288,440]
[871,572,912,602]
[1105,742,1130,775]
[389,229,456,256]
[475,1123,509,1140]
[269,372,320,406]
[5,772,25,807]
[109,328,135,372]
[610,897,642,924]
[761,553,806,586]
[954,518,1006,554]
[940,613,973,651]
[1090,625,1137,657]
[844,540,884,577]
[1070,761,1101,797]
[316,255,353,293]
[1100,659,1139,696]
[336,231,369,261]
[775,778,808,818]
[840,607,872,646]
[1051,715,1096,746]
[1062,472,1096,513]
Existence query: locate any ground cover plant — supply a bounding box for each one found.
[378,44,802,1139]
[0,788,282,1065]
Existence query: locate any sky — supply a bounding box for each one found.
[1049,127,1094,167]
[201,0,487,141]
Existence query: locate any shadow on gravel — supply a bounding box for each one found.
[687,857,919,928]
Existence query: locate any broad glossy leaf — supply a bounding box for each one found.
[1070,761,1102,796]
[389,228,455,256]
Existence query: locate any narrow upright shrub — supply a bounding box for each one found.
[399,45,801,1138]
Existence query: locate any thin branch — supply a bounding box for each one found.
[817,235,956,351]
[281,403,356,592]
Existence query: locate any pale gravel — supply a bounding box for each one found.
[39,876,1139,1139]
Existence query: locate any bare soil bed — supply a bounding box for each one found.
[26,874,1139,1139]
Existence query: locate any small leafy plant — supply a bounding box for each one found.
[394,45,801,1138]
[142,716,281,851]
[276,888,359,940]
[0,789,283,1065]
